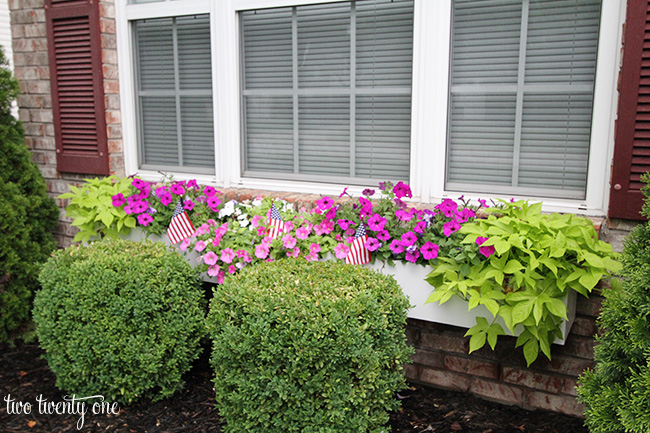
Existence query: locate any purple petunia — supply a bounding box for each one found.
[160,193,173,206]
[203,186,217,197]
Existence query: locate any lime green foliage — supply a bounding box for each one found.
[33,239,206,404]
[577,173,650,432]
[0,45,58,342]
[207,260,413,433]
[58,176,136,242]
[426,200,620,365]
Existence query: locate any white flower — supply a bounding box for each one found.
[219,200,236,218]
[238,213,250,228]
[252,197,263,207]
[282,202,294,212]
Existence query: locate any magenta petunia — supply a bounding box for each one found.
[203,251,218,266]
[155,186,168,199]
[377,230,391,241]
[132,178,147,190]
[392,181,412,199]
[405,249,420,263]
[237,249,253,263]
[401,231,417,247]
[228,265,237,274]
[337,219,353,230]
[455,208,476,224]
[414,221,428,234]
[160,193,173,206]
[111,193,125,207]
[132,201,149,214]
[390,239,405,255]
[367,213,387,231]
[364,237,381,252]
[137,213,153,226]
[395,209,414,222]
[476,236,495,258]
[338,187,348,198]
[316,196,334,211]
[436,198,458,218]
[183,200,195,211]
[478,198,489,208]
[334,243,350,259]
[362,188,375,197]
[170,183,185,196]
[219,248,235,264]
[421,242,440,260]
[186,179,198,189]
[207,196,221,211]
[443,220,461,237]
[203,186,217,197]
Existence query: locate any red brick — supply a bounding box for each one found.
[412,349,445,369]
[562,377,580,397]
[575,294,603,317]
[420,367,471,392]
[404,363,419,382]
[105,109,121,124]
[419,330,469,354]
[525,391,585,417]
[470,378,525,406]
[542,354,594,377]
[501,367,564,394]
[445,355,499,379]
[570,316,597,337]
[556,335,595,360]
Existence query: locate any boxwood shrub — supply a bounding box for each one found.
[33,238,206,404]
[207,259,413,433]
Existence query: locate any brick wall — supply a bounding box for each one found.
[7,0,636,418]
[9,0,123,249]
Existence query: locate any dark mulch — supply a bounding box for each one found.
[0,342,588,433]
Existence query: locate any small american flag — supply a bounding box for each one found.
[267,202,285,238]
[167,199,196,244]
[345,221,371,265]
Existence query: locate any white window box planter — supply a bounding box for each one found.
[122,229,576,346]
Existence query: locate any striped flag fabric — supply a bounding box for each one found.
[267,202,286,238]
[345,221,371,265]
[167,199,196,244]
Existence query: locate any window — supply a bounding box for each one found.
[446,0,602,199]
[133,14,215,174]
[117,0,621,214]
[240,0,414,184]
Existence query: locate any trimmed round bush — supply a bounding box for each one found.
[33,238,206,404]
[207,259,413,433]
[0,45,58,341]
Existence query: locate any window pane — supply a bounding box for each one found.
[241,0,413,183]
[134,15,215,173]
[447,0,601,199]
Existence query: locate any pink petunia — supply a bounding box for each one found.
[364,237,381,252]
[170,183,185,196]
[455,208,476,224]
[132,178,147,190]
[414,221,428,234]
[337,219,353,230]
[155,186,168,199]
[228,265,237,274]
[282,234,297,249]
[221,248,235,264]
[137,213,153,226]
[367,214,387,231]
[160,193,173,206]
[339,187,348,198]
[316,196,334,211]
[390,239,405,255]
[334,243,350,259]
[251,215,264,228]
[310,243,321,253]
[393,181,412,199]
[131,201,148,214]
[111,193,125,207]
[296,225,312,240]
[286,247,300,258]
[255,244,269,259]
[194,240,206,252]
[443,220,461,237]
[395,209,414,222]
[421,242,440,260]
[476,237,495,258]
[377,230,391,241]
[217,270,225,284]
[305,252,319,261]
[179,238,192,251]
[203,251,218,266]
[401,231,417,247]
[208,265,220,277]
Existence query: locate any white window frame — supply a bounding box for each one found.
[116,0,625,216]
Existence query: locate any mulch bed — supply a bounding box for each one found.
[0,342,588,433]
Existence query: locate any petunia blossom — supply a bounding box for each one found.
[208,265,220,277]
[436,199,458,218]
[155,186,168,199]
[255,244,269,259]
[203,251,218,266]
[364,237,381,252]
[282,234,297,249]
[401,231,417,247]
[443,220,461,237]
[183,200,195,211]
[395,209,414,222]
[377,230,391,241]
[207,196,221,211]
[221,248,236,264]
[194,240,206,252]
[170,183,185,196]
[476,237,496,258]
[111,193,125,207]
[405,248,420,263]
[310,243,321,253]
[286,247,300,258]
[337,219,353,230]
[316,196,334,211]
[334,243,350,259]
[132,178,147,190]
[137,213,153,226]
[179,238,192,251]
[421,242,440,260]
[414,221,428,234]
[393,181,412,199]
[160,193,173,206]
[203,186,217,197]
[186,179,198,189]
[367,213,387,231]
[390,239,405,255]
[296,225,312,240]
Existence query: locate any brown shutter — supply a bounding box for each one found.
[45,0,109,175]
[609,0,650,220]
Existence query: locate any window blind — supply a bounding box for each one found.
[447,0,601,199]
[241,0,413,184]
[134,14,215,173]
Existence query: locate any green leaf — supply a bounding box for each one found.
[468,331,487,354]
[512,300,534,325]
[544,297,567,320]
[523,339,540,366]
[486,323,505,350]
[503,259,524,274]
